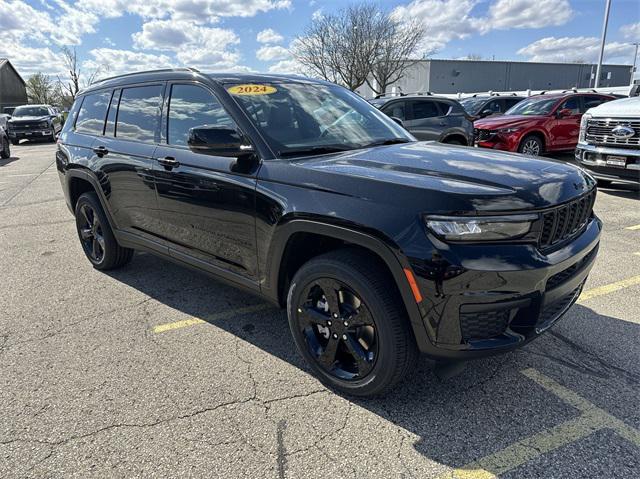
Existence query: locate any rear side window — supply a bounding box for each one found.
[167,84,235,146]
[411,101,440,119]
[116,85,163,143]
[381,101,406,120]
[75,91,111,135]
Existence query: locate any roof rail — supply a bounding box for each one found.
[561,88,578,93]
[91,67,201,86]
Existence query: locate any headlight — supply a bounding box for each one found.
[39,121,49,128]
[497,127,521,134]
[579,113,591,143]
[425,214,538,241]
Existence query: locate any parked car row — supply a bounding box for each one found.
[5,104,63,145]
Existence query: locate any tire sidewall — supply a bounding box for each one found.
[74,192,118,269]
[286,260,398,395]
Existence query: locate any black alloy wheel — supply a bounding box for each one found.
[296,278,378,381]
[77,203,106,263]
[0,136,9,159]
[287,249,418,397]
[74,192,134,270]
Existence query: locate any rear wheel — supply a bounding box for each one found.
[287,249,418,397]
[75,192,133,270]
[0,136,9,159]
[596,179,612,188]
[518,135,543,156]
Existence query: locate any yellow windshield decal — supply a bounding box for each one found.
[227,84,277,96]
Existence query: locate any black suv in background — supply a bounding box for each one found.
[7,104,62,144]
[459,94,525,120]
[369,94,474,145]
[57,69,600,396]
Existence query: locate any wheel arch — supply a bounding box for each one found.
[441,133,468,145]
[519,130,547,150]
[66,169,118,230]
[263,219,432,351]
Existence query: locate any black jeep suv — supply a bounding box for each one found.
[57,69,601,396]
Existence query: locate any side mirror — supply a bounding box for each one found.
[480,109,493,118]
[188,126,254,158]
[557,108,573,118]
[390,117,404,127]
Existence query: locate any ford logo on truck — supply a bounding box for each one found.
[611,125,635,139]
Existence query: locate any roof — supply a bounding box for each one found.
[83,68,329,95]
[0,59,26,86]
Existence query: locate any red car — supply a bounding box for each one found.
[474,93,615,155]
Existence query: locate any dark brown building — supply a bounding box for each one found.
[0,59,28,114]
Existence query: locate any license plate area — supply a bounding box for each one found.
[606,155,627,168]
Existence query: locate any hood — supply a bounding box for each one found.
[9,116,50,123]
[474,114,545,129]
[292,142,594,213]
[587,96,639,118]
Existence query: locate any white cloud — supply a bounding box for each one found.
[267,58,303,74]
[84,48,175,77]
[0,0,55,44]
[50,0,99,45]
[257,28,284,44]
[133,20,238,52]
[517,36,635,63]
[0,44,66,76]
[256,45,290,61]
[621,22,640,41]
[484,0,573,31]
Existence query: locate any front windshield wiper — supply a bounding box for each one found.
[361,138,413,148]
[277,145,356,157]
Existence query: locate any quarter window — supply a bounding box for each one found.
[167,84,235,146]
[116,85,163,142]
[75,91,111,135]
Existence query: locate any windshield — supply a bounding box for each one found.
[505,97,558,116]
[227,81,414,156]
[459,97,489,115]
[13,106,50,117]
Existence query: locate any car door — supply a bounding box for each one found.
[152,82,259,281]
[89,84,163,243]
[549,96,582,150]
[404,100,444,140]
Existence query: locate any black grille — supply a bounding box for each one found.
[586,119,640,147]
[538,285,582,329]
[546,246,598,290]
[460,309,510,341]
[539,190,596,250]
[474,129,492,141]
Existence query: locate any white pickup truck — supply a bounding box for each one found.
[576,96,640,187]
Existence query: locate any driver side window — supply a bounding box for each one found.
[167,84,235,146]
[559,97,580,115]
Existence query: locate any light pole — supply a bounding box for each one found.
[595,0,612,88]
[631,42,640,86]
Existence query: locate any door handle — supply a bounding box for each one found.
[92,146,109,157]
[157,156,180,170]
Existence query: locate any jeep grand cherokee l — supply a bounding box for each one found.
[7,104,62,144]
[474,92,615,155]
[57,69,601,396]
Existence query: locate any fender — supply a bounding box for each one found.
[64,168,119,231]
[262,219,433,353]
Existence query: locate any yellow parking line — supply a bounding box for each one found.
[634,252,640,257]
[577,274,640,302]
[153,303,273,333]
[444,369,640,479]
[625,224,640,231]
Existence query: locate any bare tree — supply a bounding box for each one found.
[57,46,105,104]
[366,18,427,95]
[26,73,58,104]
[293,4,389,91]
[466,53,483,61]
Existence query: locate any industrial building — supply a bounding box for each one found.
[358,59,633,97]
[0,59,28,114]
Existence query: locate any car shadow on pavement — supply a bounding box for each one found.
[0,156,19,167]
[597,184,640,200]
[106,252,640,476]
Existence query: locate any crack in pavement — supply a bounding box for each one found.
[1,159,56,207]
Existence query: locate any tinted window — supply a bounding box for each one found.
[168,84,235,146]
[411,101,440,119]
[505,98,523,109]
[104,90,120,137]
[485,100,502,113]
[559,97,580,115]
[583,96,609,110]
[75,91,111,135]
[116,85,162,142]
[435,101,452,115]
[382,102,406,120]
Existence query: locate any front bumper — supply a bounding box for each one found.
[576,142,640,185]
[408,215,601,360]
[475,132,520,152]
[8,129,53,140]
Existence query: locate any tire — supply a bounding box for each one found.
[443,138,464,145]
[287,249,418,397]
[596,179,612,188]
[74,191,134,270]
[518,135,543,156]
[0,136,9,159]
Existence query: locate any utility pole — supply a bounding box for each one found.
[631,42,640,86]
[595,0,612,88]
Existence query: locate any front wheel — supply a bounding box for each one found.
[287,249,418,397]
[518,135,543,156]
[75,192,134,270]
[0,136,9,159]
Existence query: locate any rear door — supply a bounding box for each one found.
[404,100,444,140]
[90,84,163,242]
[152,82,260,281]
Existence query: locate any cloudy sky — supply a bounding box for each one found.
[1,0,638,81]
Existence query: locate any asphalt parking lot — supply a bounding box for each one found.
[1,142,639,478]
